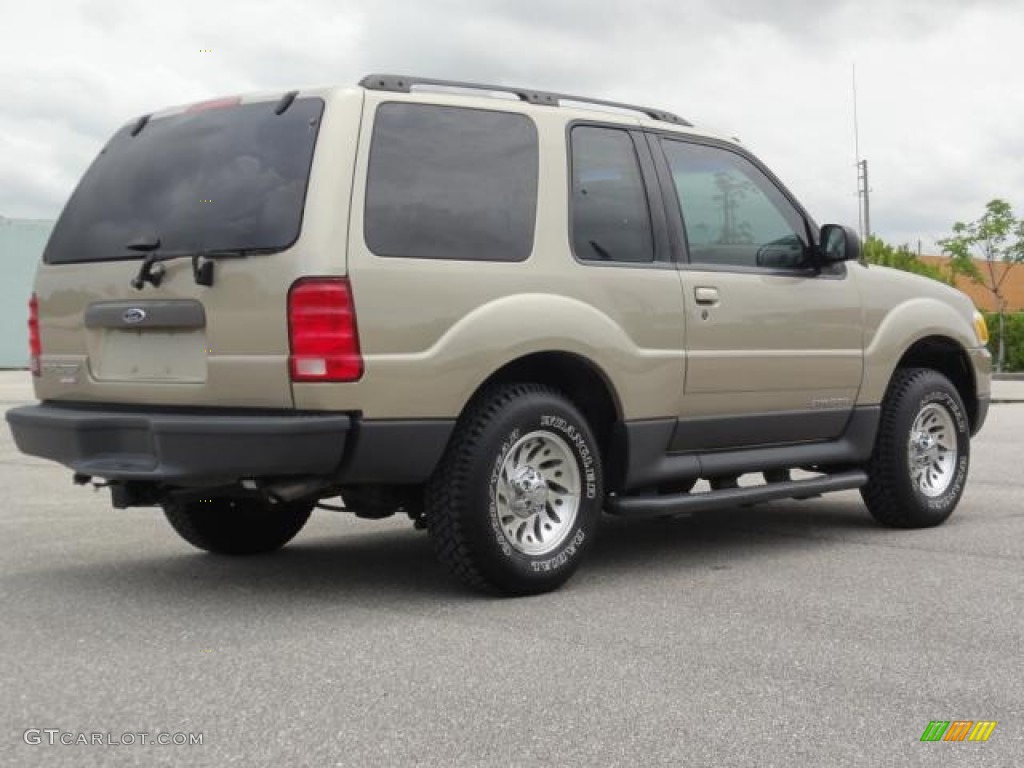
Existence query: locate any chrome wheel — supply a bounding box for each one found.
[907,402,958,498]
[494,430,581,556]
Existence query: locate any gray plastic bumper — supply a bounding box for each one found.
[5,403,350,484]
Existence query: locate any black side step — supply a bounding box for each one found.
[605,470,868,518]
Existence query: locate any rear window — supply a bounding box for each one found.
[44,98,324,264]
[365,103,538,262]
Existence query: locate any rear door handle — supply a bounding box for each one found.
[694,287,720,305]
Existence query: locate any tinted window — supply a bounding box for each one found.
[45,99,324,264]
[570,126,654,264]
[661,140,808,269]
[365,104,538,262]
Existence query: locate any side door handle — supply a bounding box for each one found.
[694,286,720,305]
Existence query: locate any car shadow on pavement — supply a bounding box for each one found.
[585,497,880,572]
[13,497,884,607]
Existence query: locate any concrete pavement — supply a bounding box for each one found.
[1,368,1023,767]
[991,377,1024,402]
[2,366,1024,768]
[0,370,31,404]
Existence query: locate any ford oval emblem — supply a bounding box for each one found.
[122,308,147,325]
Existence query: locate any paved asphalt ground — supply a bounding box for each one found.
[0,372,1021,767]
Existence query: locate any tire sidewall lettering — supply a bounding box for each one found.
[920,390,967,433]
[487,428,520,557]
[923,453,967,511]
[539,414,597,500]
[486,410,599,574]
[911,389,969,512]
[530,528,586,573]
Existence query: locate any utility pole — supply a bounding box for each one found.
[858,159,871,240]
[852,65,870,241]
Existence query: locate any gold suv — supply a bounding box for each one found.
[6,75,992,594]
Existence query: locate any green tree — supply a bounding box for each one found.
[982,312,1024,372]
[938,199,1024,372]
[862,235,944,280]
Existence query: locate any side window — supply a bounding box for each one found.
[661,140,808,269]
[570,126,654,263]
[365,103,538,262]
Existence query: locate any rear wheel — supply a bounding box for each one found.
[425,383,603,595]
[862,368,970,528]
[163,498,313,555]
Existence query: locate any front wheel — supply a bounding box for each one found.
[163,498,313,555]
[425,384,603,595]
[861,368,970,528]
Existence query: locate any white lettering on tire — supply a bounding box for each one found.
[530,529,586,573]
[540,415,596,499]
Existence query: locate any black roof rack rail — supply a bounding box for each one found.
[358,74,693,127]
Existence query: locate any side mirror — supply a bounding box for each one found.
[819,224,862,263]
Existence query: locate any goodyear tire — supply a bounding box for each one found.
[862,368,970,528]
[425,384,603,595]
[163,498,313,555]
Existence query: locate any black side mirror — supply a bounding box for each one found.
[819,224,862,263]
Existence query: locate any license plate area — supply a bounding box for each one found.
[88,328,208,383]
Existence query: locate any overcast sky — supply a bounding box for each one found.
[2,0,1021,253]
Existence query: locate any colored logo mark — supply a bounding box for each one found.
[920,720,996,742]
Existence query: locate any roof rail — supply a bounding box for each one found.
[358,74,693,127]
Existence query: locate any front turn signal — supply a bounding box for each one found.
[973,312,990,345]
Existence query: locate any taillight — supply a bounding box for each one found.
[288,279,363,382]
[28,293,41,377]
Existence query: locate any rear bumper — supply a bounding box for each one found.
[6,403,351,484]
[5,402,455,487]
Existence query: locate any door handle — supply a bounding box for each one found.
[694,287,720,305]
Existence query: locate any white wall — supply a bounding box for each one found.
[0,218,53,368]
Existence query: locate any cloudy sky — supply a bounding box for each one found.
[2,0,1021,253]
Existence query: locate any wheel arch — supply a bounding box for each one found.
[465,351,625,482]
[891,336,979,432]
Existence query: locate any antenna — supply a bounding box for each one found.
[853,64,871,241]
[852,65,861,169]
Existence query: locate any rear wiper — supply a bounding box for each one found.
[127,243,277,289]
[190,247,279,259]
[128,237,165,290]
[187,247,278,287]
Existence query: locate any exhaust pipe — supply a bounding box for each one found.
[261,477,332,504]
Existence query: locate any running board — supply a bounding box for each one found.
[605,470,868,518]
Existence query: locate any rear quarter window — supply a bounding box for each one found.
[364,103,539,262]
[570,125,654,264]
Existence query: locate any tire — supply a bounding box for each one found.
[861,368,970,528]
[425,383,603,595]
[163,497,313,555]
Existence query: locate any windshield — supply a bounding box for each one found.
[44,97,324,264]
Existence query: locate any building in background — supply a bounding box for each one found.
[921,255,1024,312]
[0,217,53,368]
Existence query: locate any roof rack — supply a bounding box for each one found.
[358,74,693,127]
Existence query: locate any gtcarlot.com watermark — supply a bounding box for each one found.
[24,729,203,747]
